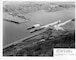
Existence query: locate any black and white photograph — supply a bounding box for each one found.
[3,1,75,57]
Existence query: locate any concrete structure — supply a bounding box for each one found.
[30,20,61,33]
[27,24,41,30]
[54,19,73,30]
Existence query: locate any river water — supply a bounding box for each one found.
[3,8,75,47]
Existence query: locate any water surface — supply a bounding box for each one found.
[3,8,75,47]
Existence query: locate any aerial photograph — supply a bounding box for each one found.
[3,1,75,56]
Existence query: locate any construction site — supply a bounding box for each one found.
[3,2,75,56]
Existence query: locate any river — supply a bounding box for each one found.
[3,8,75,47]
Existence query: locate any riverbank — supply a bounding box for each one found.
[3,27,75,56]
[3,2,75,56]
